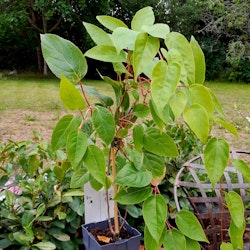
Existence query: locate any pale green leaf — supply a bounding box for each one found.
[134,104,150,118]
[142,23,170,39]
[169,90,187,121]
[92,106,115,145]
[33,242,56,250]
[220,242,234,250]
[144,226,163,250]
[133,33,160,79]
[96,15,128,31]
[143,128,179,157]
[175,210,208,243]
[214,116,238,137]
[190,84,214,119]
[204,137,229,187]
[183,104,209,143]
[111,27,138,53]
[149,100,164,131]
[36,216,53,222]
[186,237,201,250]
[226,191,244,228]
[115,163,152,187]
[60,76,85,111]
[41,34,87,83]
[131,7,155,31]
[233,158,250,182]
[66,130,87,167]
[13,232,33,246]
[114,186,152,204]
[165,32,195,84]
[62,189,84,197]
[190,36,206,84]
[164,229,186,250]
[83,21,112,45]
[228,220,245,249]
[85,45,126,62]
[142,195,167,241]
[83,145,107,188]
[209,90,225,116]
[151,61,181,116]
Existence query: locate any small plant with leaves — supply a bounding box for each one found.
[0,140,84,250]
[41,6,243,249]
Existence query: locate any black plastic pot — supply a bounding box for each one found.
[82,217,141,250]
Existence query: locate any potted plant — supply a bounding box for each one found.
[41,6,239,250]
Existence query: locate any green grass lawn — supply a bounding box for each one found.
[0,76,249,148]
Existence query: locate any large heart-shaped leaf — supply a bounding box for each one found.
[142,195,167,241]
[169,90,187,121]
[142,23,170,39]
[204,137,229,187]
[151,61,181,116]
[183,104,209,144]
[163,229,186,250]
[41,34,87,83]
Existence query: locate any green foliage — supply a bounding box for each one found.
[40,6,242,249]
[0,140,84,249]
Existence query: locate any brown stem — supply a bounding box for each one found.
[78,80,91,110]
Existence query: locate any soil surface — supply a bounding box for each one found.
[0,109,65,144]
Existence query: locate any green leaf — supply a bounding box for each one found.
[115,163,152,187]
[60,76,85,111]
[143,128,179,157]
[134,104,150,118]
[133,124,144,151]
[209,90,224,116]
[70,168,89,188]
[151,61,181,116]
[142,195,167,241]
[169,90,187,121]
[190,36,206,84]
[5,189,15,206]
[13,232,33,246]
[114,186,152,204]
[190,84,214,119]
[175,210,208,243]
[22,212,34,227]
[83,21,112,45]
[204,138,229,187]
[62,189,84,197]
[144,225,164,250]
[51,114,74,151]
[233,158,250,182]
[36,216,53,222]
[96,15,128,31]
[214,116,238,137]
[131,7,155,31]
[66,130,87,168]
[41,34,87,83]
[228,220,245,249]
[0,238,11,248]
[220,242,234,250]
[185,237,201,250]
[36,203,46,218]
[92,106,115,145]
[142,23,170,39]
[165,32,195,84]
[133,33,160,79]
[27,154,39,178]
[149,100,164,131]
[183,104,209,143]
[83,145,107,188]
[33,242,56,250]
[226,191,244,228]
[163,229,186,250]
[143,151,166,180]
[85,45,126,62]
[111,27,138,53]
